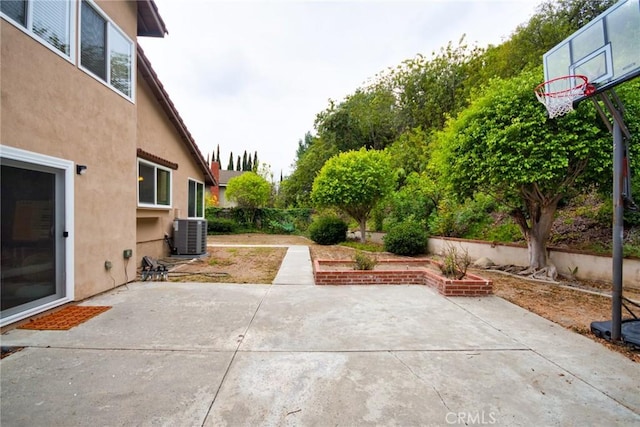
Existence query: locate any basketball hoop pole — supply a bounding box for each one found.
[612,118,624,342]
[591,89,630,343]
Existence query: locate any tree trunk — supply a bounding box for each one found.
[359,219,367,243]
[527,231,548,270]
[511,192,560,271]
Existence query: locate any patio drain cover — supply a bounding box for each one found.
[18,306,111,330]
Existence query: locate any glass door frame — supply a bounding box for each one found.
[0,145,75,327]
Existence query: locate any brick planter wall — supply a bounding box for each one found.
[314,259,492,296]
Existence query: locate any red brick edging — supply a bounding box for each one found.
[313,259,492,296]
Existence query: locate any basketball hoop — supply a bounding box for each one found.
[534,75,595,119]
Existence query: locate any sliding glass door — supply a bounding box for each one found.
[1,158,67,320]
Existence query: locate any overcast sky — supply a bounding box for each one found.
[140,0,541,178]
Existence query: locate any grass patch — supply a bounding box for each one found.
[209,258,234,267]
[339,241,384,252]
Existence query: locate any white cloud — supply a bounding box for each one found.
[140,0,540,176]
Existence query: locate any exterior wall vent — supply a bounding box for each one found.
[173,219,207,255]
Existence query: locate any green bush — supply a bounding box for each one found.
[428,194,496,238]
[309,216,348,245]
[353,251,377,270]
[383,220,428,256]
[207,217,237,233]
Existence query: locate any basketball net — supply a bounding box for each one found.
[535,75,594,119]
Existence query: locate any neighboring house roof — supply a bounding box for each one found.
[137,0,168,37]
[218,170,245,186]
[137,45,216,186]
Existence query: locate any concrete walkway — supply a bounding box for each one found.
[273,245,314,285]
[1,245,639,426]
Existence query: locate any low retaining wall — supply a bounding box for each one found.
[313,259,492,296]
[428,237,640,288]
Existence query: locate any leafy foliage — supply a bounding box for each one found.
[311,148,395,242]
[207,217,237,234]
[279,137,338,207]
[315,87,399,152]
[206,207,312,233]
[383,220,428,256]
[226,172,272,209]
[386,172,440,229]
[428,195,496,238]
[431,67,612,268]
[308,216,348,245]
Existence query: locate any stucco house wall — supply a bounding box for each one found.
[135,63,213,260]
[1,2,138,301]
[1,0,213,326]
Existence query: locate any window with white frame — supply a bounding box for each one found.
[1,0,74,58]
[138,160,172,208]
[80,0,133,98]
[188,179,205,218]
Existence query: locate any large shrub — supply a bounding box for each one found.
[309,216,348,245]
[383,220,428,256]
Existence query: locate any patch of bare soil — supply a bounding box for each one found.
[170,234,639,362]
[162,246,287,284]
[209,233,312,245]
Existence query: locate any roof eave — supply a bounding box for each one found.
[137,0,168,37]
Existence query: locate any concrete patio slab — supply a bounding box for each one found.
[2,279,639,426]
[241,285,524,351]
[450,295,640,413]
[1,282,269,351]
[204,351,448,426]
[1,346,232,426]
[206,350,639,426]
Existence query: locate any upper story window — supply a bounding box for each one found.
[1,0,74,59]
[188,179,205,218]
[80,0,133,99]
[138,159,172,208]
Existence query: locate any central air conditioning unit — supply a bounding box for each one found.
[173,219,207,255]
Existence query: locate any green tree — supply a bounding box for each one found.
[253,151,259,172]
[295,132,314,160]
[468,0,615,83]
[280,136,337,207]
[226,172,271,208]
[236,155,241,171]
[386,127,432,186]
[227,152,234,170]
[315,86,399,152]
[373,37,484,133]
[433,68,611,274]
[311,148,395,242]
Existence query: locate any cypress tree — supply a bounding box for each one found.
[216,145,221,165]
[236,155,241,171]
[253,151,258,171]
[227,152,234,170]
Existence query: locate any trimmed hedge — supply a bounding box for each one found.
[384,220,428,256]
[309,216,348,245]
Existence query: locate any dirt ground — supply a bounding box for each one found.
[160,233,638,362]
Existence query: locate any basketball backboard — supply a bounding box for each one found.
[542,0,640,100]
